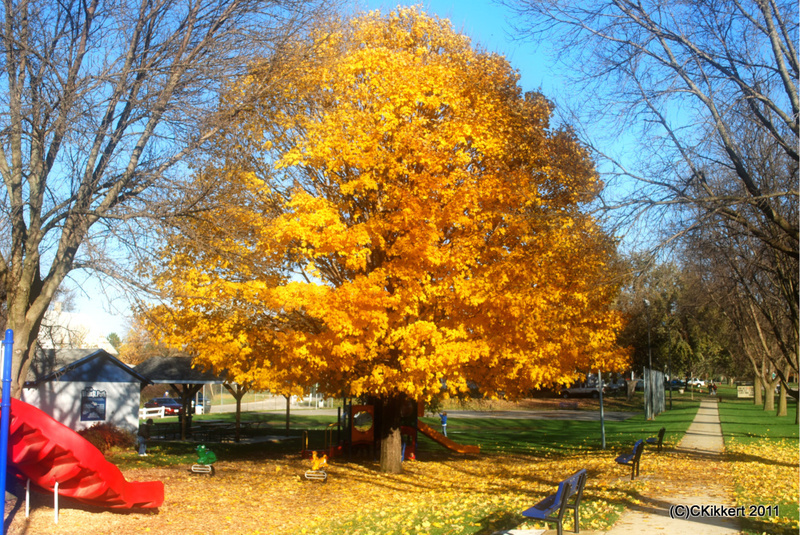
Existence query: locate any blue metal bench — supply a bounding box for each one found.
[646,427,666,452]
[522,468,587,535]
[615,439,644,480]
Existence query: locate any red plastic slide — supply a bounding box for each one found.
[7,398,163,509]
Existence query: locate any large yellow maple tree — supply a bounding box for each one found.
[147,8,628,472]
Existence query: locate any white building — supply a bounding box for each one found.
[22,348,151,433]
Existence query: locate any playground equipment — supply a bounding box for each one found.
[417,421,480,454]
[304,451,328,481]
[301,402,377,460]
[0,330,163,529]
[6,397,164,517]
[301,422,342,460]
[300,399,478,461]
[191,444,217,475]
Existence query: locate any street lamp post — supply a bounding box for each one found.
[667,304,674,411]
[598,369,606,450]
[644,299,652,420]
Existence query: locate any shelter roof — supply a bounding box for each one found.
[133,355,225,385]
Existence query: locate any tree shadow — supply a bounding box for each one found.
[470,510,526,535]
[723,450,798,468]
[739,516,798,535]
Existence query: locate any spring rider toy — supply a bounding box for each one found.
[304,451,327,481]
[191,444,217,475]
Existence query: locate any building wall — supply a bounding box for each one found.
[22,380,141,433]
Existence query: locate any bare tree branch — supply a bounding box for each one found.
[0,0,339,397]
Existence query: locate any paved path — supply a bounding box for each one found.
[603,398,741,534]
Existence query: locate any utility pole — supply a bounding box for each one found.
[598,369,606,449]
[644,299,653,420]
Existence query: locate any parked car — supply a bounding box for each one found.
[560,383,606,399]
[687,378,705,387]
[605,381,627,396]
[192,393,209,414]
[191,393,205,408]
[665,379,686,390]
[144,397,182,415]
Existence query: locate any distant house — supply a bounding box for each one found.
[22,348,152,433]
[38,302,120,355]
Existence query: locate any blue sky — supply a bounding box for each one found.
[362,1,561,96]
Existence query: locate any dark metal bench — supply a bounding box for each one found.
[646,427,666,452]
[615,439,644,480]
[521,468,587,535]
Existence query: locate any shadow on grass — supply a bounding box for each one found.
[740,517,799,535]
[471,511,525,535]
[724,449,799,468]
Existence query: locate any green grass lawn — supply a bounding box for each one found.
[418,399,700,456]
[717,390,798,442]
[118,391,796,535]
[132,393,702,466]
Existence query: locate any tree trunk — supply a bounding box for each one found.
[173,384,202,440]
[754,378,763,405]
[223,383,250,442]
[379,395,403,474]
[7,302,50,399]
[625,374,637,401]
[764,372,780,411]
[763,382,775,411]
[753,358,766,406]
[235,396,242,441]
[776,363,792,417]
[776,380,787,417]
[284,395,291,434]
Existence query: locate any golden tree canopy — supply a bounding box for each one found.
[148,7,628,401]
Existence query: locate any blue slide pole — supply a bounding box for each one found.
[0,329,14,533]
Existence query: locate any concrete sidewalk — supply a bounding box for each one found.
[603,398,741,534]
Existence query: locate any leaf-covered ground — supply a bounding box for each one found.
[7,439,796,535]
[727,438,799,535]
[5,394,797,534]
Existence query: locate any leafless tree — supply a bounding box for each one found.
[684,211,798,420]
[503,0,798,390]
[0,0,337,397]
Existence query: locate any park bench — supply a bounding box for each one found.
[521,468,587,535]
[646,427,666,452]
[615,439,644,480]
